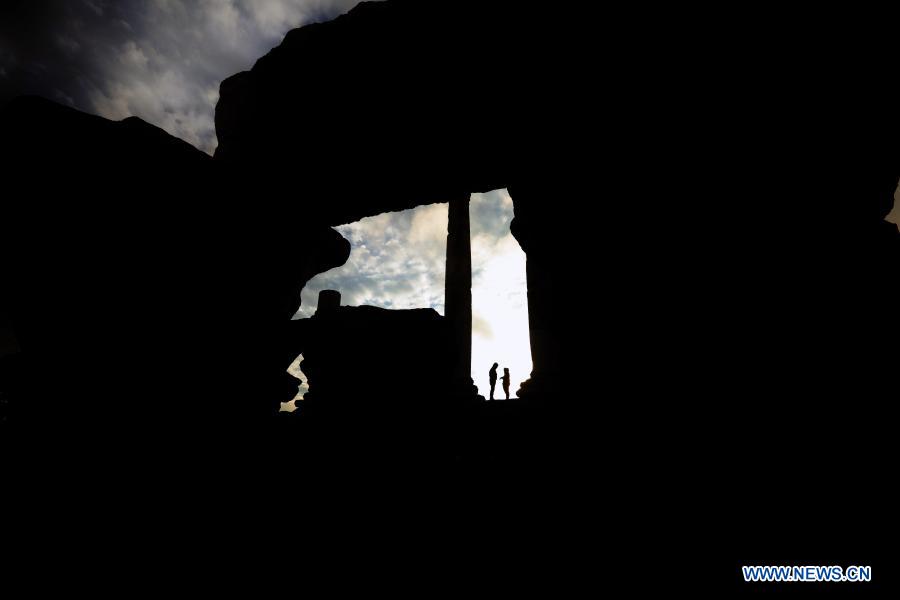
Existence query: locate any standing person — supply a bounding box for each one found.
[501,368,511,400]
[488,363,499,400]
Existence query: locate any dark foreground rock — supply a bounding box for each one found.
[0,96,350,427]
[1,1,899,592]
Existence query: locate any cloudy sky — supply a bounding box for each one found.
[0,0,366,153]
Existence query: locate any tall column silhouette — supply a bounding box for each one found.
[445,194,473,389]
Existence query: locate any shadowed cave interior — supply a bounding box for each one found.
[1,1,899,590]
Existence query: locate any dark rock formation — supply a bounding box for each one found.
[214,0,518,226]
[213,0,900,414]
[2,1,899,589]
[300,304,452,408]
[1,95,210,425]
[210,1,900,584]
[289,301,464,462]
[0,95,350,427]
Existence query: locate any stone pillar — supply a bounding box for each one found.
[509,185,561,399]
[445,195,473,388]
[516,246,559,398]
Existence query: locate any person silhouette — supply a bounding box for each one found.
[488,362,499,400]
[501,367,510,400]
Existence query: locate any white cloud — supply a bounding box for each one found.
[295,202,450,318]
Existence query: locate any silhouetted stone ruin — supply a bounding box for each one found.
[296,289,457,406]
[295,192,480,411]
[315,289,342,316]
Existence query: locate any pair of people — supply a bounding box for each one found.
[488,363,510,401]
